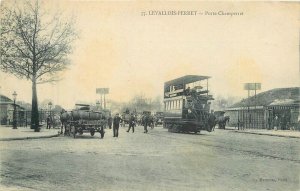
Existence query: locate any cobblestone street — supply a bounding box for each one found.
[1,126,299,191]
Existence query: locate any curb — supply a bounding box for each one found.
[222,128,236,131]
[0,133,60,141]
[233,130,300,139]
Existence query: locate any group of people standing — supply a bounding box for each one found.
[271,115,290,131]
[110,113,152,137]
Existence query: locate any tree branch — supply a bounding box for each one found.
[0,0,77,83]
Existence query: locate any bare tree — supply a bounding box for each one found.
[0,1,77,131]
[120,94,163,113]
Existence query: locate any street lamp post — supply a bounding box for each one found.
[47,102,53,129]
[40,109,43,122]
[12,91,17,129]
[48,102,52,117]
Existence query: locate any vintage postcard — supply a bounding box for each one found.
[0,1,299,191]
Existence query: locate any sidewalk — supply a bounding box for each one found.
[223,126,300,139]
[0,125,60,141]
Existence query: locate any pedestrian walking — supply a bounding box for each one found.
[208,111,216,131]
[108,115,112,129]
[46,116,52,129]
[113,113,122,137]
[127,113,136,133]
[142,114,149,133]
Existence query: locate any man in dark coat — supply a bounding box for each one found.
[46,116,51,129]
[208,112,216,131]
[127,113,136,133]
[113,113,122,137]
[143,114,149,133]
[108,115,112,129]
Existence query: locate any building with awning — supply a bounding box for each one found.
[225,87,300,130]
[266,99,300,128]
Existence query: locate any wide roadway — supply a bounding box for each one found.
[1,125,299,191]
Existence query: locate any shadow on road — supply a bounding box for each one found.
[65,135,102,139]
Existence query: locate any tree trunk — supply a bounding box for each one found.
[31,78,40,132]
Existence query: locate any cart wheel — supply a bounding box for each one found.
[90,130,95,136]
[72,126,76,138]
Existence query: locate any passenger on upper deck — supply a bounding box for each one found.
[185,87,191,96]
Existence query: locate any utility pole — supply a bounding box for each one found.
[96,88,109,110]
[244,83,261,129]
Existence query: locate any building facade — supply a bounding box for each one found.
[225,87,300,130]
[0,94,25,126]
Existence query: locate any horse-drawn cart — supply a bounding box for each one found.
[60,105,105,138]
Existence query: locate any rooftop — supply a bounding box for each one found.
[164,75,210,87]
[229,87,300,108]
[0,94,13,103]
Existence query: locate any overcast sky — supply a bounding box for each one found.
[1,1,299,109]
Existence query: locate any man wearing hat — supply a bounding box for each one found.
[113,113,122,137]
[127,113,136,133]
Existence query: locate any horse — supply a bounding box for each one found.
[216,116,230,129]
[60,110,70,135]
[208,113,217,131]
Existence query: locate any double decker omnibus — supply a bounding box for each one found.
[163,75,214,133]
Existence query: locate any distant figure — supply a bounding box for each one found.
[108,115,112,129]
[149,115,154,129]
[113,113,122,137]
[127,113,136,133]
[208,112,216,131]
[286,122,290,130]
[267,117,272,130]
[273,115,279,131]
[46,116,52,129]
[237,119,244,130]
[142,114,149,133]
[185,87,191,96]
[281,114,287,130]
